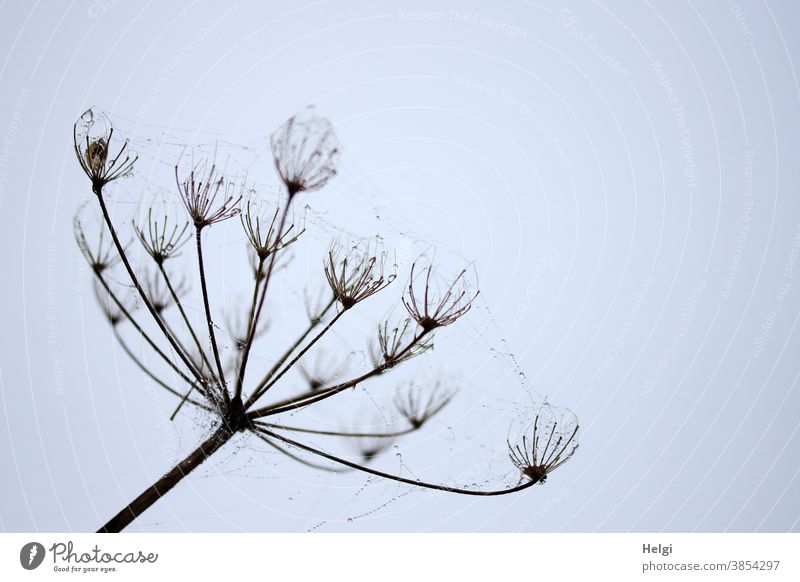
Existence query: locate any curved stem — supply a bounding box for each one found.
[257,421,415,439]
[250,429,350,473]
[261,429,538,496]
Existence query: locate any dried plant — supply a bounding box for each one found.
[72,106,579,533]
[74,109,137,192]
[403,262,479,332]
[324,238,397,310]
[134,208,190,265]
[371,318,433,368]
[298,349,350,391]
[395,382,454,429]
[270,106,339,196]
[508,403,579,484]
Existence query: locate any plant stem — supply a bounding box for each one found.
[158,262,214,374]
[95,190,204,383]
[249,310,344,403]
[194,227,228,404]
[243,296,336,408]
[97,426,233,533]
[234,204,291,400]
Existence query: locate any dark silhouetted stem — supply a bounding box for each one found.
[243,296,336,408]
[249,310,345,403]
[261,429,538,496]
[95,190,205,383]
[158,262,214,374]
[97,426,233,533]
[235,204,291,400]
[194,227,228,404]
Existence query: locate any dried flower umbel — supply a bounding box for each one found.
[270,107,339,196]
[73,109,137,192]
[403,262,479,332]
[395,382,454,429]
[72,107,579,533]
[176,162,243,228]
[508,404,579,484]
[324,239,397,310]
[134,209,190,265]
[371,318,433,369]
[74,213,123,275]
[242,199,304,262]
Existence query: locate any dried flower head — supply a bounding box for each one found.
[508,403,579,484]
[303,286,334,325]
[74,211,124,274]
[270,107,340,196]
[134,208,190,265]
[93,280,135,327]
[143,268,188,314]
[246,244,292,282]
[403,262,479,332]
[241,199,304,260]
[323,239,396,310]
[353,431,395,463]
[226,307,269,351]
[298,350,350,391]
[370,318,432,369]
[395,382,454,429]
[175,161,243,228]
[73,108,137,191]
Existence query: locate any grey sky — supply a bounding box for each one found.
[1,0,799,532]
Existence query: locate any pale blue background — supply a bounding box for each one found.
[1,0,799,532]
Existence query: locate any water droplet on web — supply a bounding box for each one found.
[80,109,94,128]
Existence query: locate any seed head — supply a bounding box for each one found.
[175,161,242,228]
[298,350,350,391]
[324,239,396,310]
[143,268,188,315]
[395,382,454,429]
[93,280,135,327]
[226,307,269,351]
[74,210,124,275]
[352,431,395,463]
[270,107,339,197]
[241,199,304,261]
[73,108,137,192]
[134,208,190,265]
[370,318,432,369]
[508,403,579,484]
[403,261,479,332]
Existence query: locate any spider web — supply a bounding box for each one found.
[76,109,560,530]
